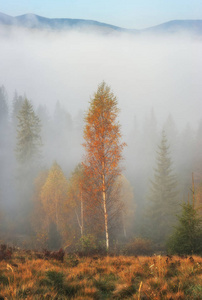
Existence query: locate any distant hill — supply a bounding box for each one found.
[0,12,128,34]
[143,20,202,35]
[0,12,202,35]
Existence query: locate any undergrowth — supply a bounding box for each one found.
[0,248,201,299]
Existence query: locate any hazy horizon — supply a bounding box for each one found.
[1,0,202,29]
[0,26,201,135]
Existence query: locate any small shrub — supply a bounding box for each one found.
[166,203,202,255]
[76,234,106,256]
[82,234,96,249]
[65,254,79,267]
[46,270,64,291]
[124,237,153,256]
[38,277,53,287]
[45,270,79,297]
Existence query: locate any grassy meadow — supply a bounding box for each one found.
[0,247,202,299]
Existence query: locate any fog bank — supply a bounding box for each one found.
[0,27,201,132]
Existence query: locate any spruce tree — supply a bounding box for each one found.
[167,202,202,254]
[16,98,42,168]
[147,130,178,245]
[12,92,24,129]
[15,98,42,233]
[0,85,12,211]
[0,85,8,125]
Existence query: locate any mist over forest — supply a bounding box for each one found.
[0,24,202,252]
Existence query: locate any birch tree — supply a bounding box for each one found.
[83,82,126,250]
[67,163,85,237]
[40,162,70,246]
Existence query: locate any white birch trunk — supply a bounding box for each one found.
[102,162,109,250]
[75,185,84,237]
[81,188,84,236]
[55,198,59,231]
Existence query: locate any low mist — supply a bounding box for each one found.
[0,27,201,131]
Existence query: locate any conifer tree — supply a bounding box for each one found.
[167,202,202,254]
[12,92,24,129]
[0,85,9,162]
[83,82,126,250]
[15,98,42,233]
[147,130,178,245]
[196,180,202,217]
[0,86,10,206]
[16,98,42,167]
[0,85,8,126]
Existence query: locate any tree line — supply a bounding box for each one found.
[0,82,201,254]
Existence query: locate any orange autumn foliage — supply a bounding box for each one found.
[33,162,74,247]
[82,82,126,249]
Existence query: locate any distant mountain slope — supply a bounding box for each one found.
[143,20,202,35]
[0,12,15,25]
[0,12,128,34]
[0,12,202,35]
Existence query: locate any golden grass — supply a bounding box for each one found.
[0,250,201,299]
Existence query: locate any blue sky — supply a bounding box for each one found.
[0,0,202,28]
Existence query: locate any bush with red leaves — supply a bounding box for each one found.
[0,244,12,261]
[43,248,65,262]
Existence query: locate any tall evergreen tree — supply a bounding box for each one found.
[196,179,202,217]
[0,85,9,151]
[12,92,24,129]
[0,85,12,211]
[15,98,42,233]
[50,101,74,171]
[193,119,202,181]
[16,98,42,168]
[147,130,178,245]
[0,85,8,124]
[177,123,195,198]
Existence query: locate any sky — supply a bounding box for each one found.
[0,0,202,29]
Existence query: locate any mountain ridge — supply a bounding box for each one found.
[0,12,202,35]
